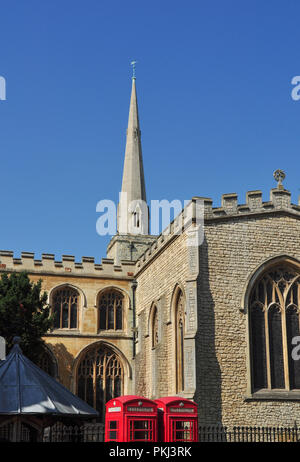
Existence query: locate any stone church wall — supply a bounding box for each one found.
[197,212,300,427]
[134,229,191,398]
[134,189,300,428]
[0,254,135,396]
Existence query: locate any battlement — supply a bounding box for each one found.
[135,198,198,272]
[0,251,135,278]
[201,188,300,219]
[135,187,300,274]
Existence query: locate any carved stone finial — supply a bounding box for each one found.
[273,169,286,189]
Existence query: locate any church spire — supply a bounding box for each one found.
[118,70,148,234]
[107,68,157,262]
[121,76,146,204]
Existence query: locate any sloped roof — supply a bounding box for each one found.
[0,338,98,417]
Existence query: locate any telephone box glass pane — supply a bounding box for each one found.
[129,420,153,441]
[108,421,118,440]
[173,420,193,441]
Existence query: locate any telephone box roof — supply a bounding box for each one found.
[106,395,157,406]
[155,397,197,406]
[0,338,98,418]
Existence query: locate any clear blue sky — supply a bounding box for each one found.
[0,0,299,262]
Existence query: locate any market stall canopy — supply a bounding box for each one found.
[0,337,98,418]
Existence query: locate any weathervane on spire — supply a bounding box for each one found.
[131,60,137,79]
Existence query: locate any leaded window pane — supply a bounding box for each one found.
[70,303,77,329]
[77,346,123,422]
[52,287,79,329]
[62,302,68,328]
[54,302,60,329]
[116,305,123,330]
[250,265,300,392]
[98,290,124,331]
[268,306,285,389]
[251,305,267,390]
[86,377,94,407]
[286,307,300,389]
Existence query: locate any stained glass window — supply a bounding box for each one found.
[77,346,123,421]
[52,287,79,329]
[99,290,123,331]
[250,265,300,392]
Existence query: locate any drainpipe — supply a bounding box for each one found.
[131,280,138,359]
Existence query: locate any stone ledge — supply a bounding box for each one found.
[245,391,300,401]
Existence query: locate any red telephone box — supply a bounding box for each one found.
[105,395,158,442]
[155,397,198,442]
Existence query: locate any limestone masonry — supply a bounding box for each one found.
[1,76,299,427]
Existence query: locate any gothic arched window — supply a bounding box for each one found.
[175,290,185,393]
[52,287,79,329]
[152,306,159,349]
[77,345,123,421]
[250,265,300,392]
[98,289,123,331]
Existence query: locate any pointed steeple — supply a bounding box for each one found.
[107,71,156,262]
[118,75,148,234]
[121,77,146,204]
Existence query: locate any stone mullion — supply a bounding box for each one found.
[76,296,79,329]
[280,283,290,390]
[114,298,116,330]
[105,300,108,330]
[68,296,71,329]
[59,299,63,329]
[112,360,115,398]
[281,305,290,390]
[103,353,107,418]
[93,358,97,409]
[108,358,114,398]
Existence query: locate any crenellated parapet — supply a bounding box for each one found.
[135,198,199,272]
[135,186,300,274]
[201,187,300,219]
[0,251,135,278]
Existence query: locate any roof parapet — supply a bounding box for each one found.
[0,252,135,277]
[201,187,298,219]
[222,193,238,214]
[270,188,291,209]
[135,186,300,273]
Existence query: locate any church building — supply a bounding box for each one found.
[1,74,300,427]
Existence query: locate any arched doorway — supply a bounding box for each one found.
[77,344,123,421]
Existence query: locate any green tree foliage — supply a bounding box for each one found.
[0,271,53,362]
